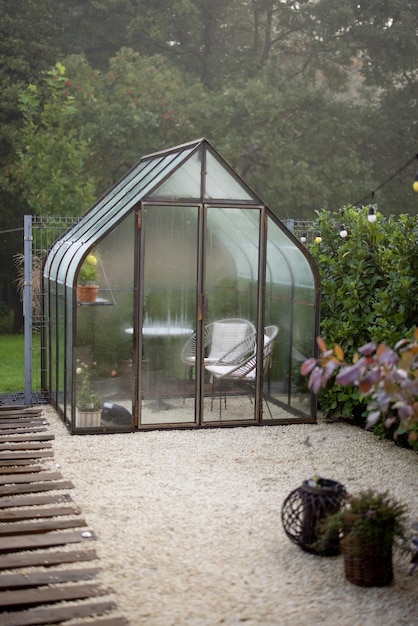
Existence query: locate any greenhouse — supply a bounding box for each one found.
[43,138,320,433]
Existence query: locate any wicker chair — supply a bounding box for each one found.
[180,318,256,371]
[205,325,279,417]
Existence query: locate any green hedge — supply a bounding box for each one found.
[308,206,418,426]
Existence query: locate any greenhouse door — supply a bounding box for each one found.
[201,207,261,425]
[137,205,200,427]
[137,204,263,428]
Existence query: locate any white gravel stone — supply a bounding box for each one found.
[43,406,418,626]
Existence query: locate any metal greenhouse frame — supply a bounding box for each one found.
[42,138,321,433]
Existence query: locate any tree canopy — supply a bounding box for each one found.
[0,0,417,328]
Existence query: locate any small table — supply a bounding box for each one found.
[125,326,194,338]
[125,325,193,410]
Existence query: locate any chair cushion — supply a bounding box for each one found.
[208,322,250,361]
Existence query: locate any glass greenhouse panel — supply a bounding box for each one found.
[149,151,201,199]
[288,293,316,414]
[65,285,73,420]
[74,214,135,431]
[49,282,57,406]
[140,205,198,427]
[262,217,317,421]
[203,207,260,424]
[205,151,256,201]
[57,283,65,413]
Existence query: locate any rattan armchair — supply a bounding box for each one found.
[205,325,279,417]
[180,318,256,370]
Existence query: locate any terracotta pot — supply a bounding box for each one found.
[77,284,99,303]
[76,409,101,428]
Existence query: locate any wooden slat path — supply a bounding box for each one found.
[0,407,129,625]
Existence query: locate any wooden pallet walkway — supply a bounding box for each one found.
[0,407,129,626]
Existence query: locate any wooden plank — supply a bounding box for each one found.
[0,582,105,608]
[0,428,48,436]
[0,451,54,461]
[0,471,62,485]
[0,480,73,496]
[0,529,96,553]
[0,493,72,509]
[0,548,98,570]
[0,459,43,468]
[0,505,81,522]
[0,517,87,535]
[0,420,47,428]
[0,466,43,475]
[69,618,129,626]
[0,434,53,443]
[0,408,42,419]
[0,567,101,590]
[0,599,117,626]
[0,426,48,435]
[0,442,53,452]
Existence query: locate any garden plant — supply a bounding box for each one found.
[305,206,418,444]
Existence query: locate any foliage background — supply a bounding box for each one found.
[0,0,417,331]
[307,207,418,445]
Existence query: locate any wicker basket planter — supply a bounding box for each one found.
[281,478,346,555]
[342,531,393,587]
[317,489,407,586]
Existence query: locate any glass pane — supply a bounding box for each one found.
[65,285,73,424]
[74,214,135,430]
[203,207,260,423]
[49,283,57,405]
[140,205,198,426]
[289,291,316,414]
[205,150,255,201]
[262,217,316,421]
[149,151,201,199]
[57,284,65,413]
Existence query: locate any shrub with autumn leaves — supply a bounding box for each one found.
[301,329,418,447]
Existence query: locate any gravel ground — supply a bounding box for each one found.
[44,406,418,626]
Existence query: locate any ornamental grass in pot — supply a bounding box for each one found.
[76,362,102,427]
[317,489,407,586]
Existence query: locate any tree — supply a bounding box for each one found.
[9,63,96,216]
[0,0,71,331]
[9,50,206,212]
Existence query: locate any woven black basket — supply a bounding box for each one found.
[281,478,346,555]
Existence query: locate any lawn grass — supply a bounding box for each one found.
[0,333,41,392]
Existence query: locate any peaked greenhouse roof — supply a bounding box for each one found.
[45,138,267,287]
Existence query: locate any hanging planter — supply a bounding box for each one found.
[77,284,99,303]
[281,477,346,555]
[77,252,100,303]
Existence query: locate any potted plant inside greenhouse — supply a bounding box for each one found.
[316,489,407,586]
[76,362,102,427]
[77,252,100,303]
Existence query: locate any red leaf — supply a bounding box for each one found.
[317,336,327,353]
[300,358,317,376]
